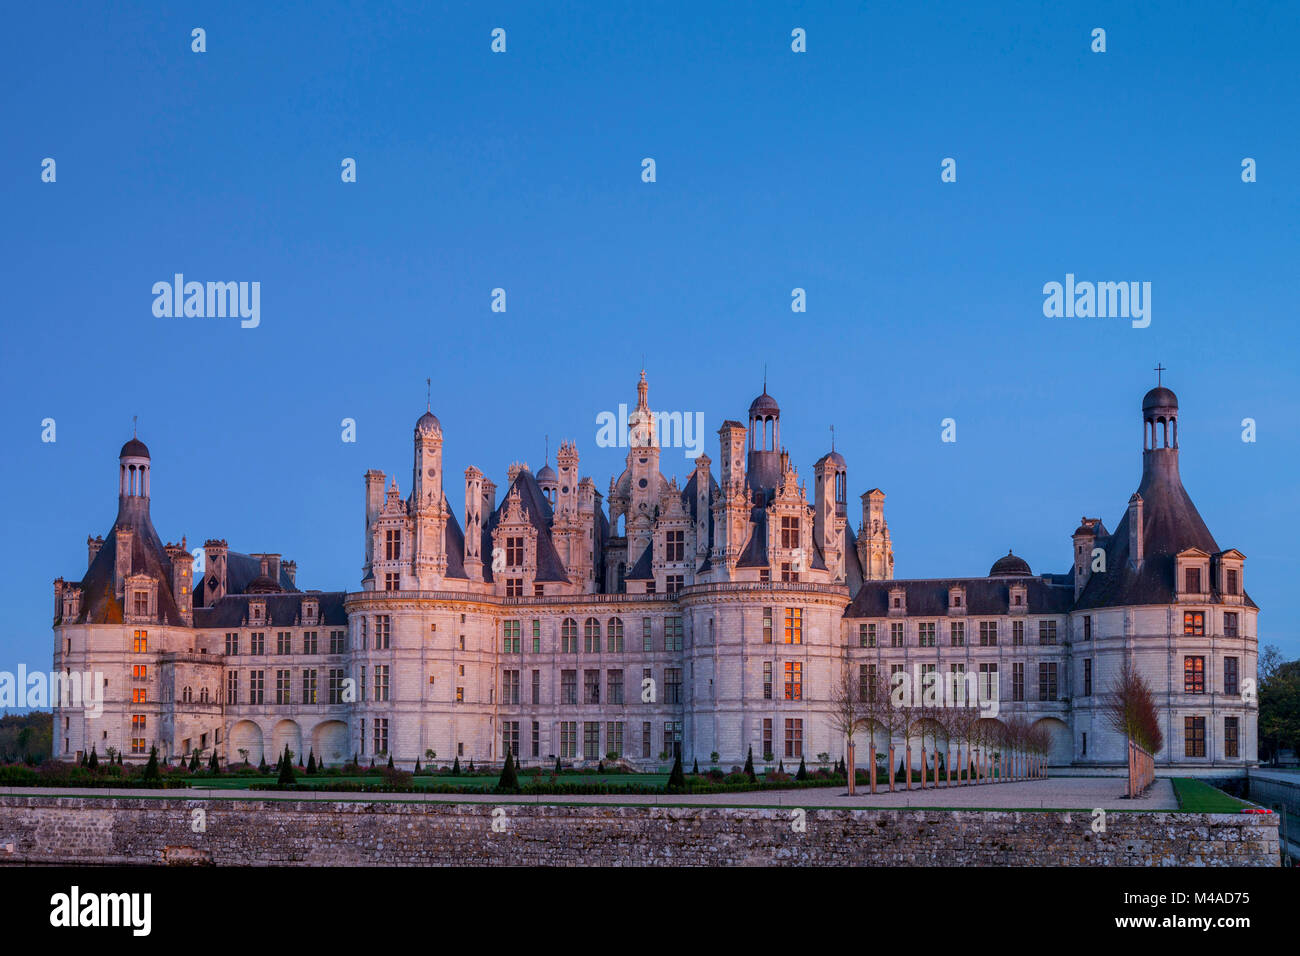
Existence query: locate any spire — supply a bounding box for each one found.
[426,377,431,412]
[636,368,649,410]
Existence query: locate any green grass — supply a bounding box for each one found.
[1171,777,1248,812]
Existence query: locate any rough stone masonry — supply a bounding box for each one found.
[0,796,1279,867]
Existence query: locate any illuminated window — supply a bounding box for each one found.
[132,630,148,653]
[783,608,802,645]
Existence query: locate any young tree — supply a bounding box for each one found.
[860,667,894,793]
[88,746,98,770]
[452,756,461,775]
[795,756,808,781]
[189,750,200,773]
[208,750,220,773]
[306,750,317,774]
[828,666,869,795]
[743,745,756,780]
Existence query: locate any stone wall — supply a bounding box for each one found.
[0,796,1279,867]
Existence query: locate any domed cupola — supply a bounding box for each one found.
[989,550,1032,578]
[746,378,782,493]
[118,423,152,517]
[536,438,558,506]
[415,409,442,439]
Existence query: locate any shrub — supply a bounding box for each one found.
[277,746,296,787]
[666,754,686,792]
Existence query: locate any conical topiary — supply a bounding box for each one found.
[208,750,219,773]
[796,757,808,781]
[778,759,785,774]
[306,751,316,774]
[88,747,98,770]
[278,746,296,787]
[189,751,200,772]
[414,757,421,773]
[744,746,756,780]
[387,754,394,770]
[143,746,161,783]
[666,753,686,792]
[452,756,461,775]
[692,758,699,775]
[498,746,520,791]
[554,757,562,774]
[258,754,269,774]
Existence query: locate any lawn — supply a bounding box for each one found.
[1171,777,1248,812]
[190,772,672,791]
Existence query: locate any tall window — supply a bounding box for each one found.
[763,662,773,700]
[1225,569,1239,595]
[275,670,291,705]
[664,617,683,652]
[1184,716,1206,757]
[763,719,774,758]
[780,516,799,549]
[133,591,149,617]
[1082,615,1091,640]
[980,662,998,701]
[1223,612,1239,639]
[226,671,238,705]
[858,663,872,702]
[1011,662,1024,702]
[1083,659,1092,697]
[1185,567,1202,593]
[561,670,577,705]
[1038,621,1057,645]
[584,618,601,653]
[784,662,802,701]
[1183,611,1205,636]
[249,670,264,704]
[502,670,520,705]
[642,618,652,652]
[607,618,624,652]
[506,536,524,566]
[1224,717,1239,758]
[506,578,522,597]
[607,670,624,705]
[302,668,318,704]
[861,623,877,648]
[665,574,684,594]
[303,631,318,654]
[384,572,399,592]
[918,622,936,647]
[225,632,239,655]
[503,620,521,654]
[1012,620,1024,646]
[784,718,803,758]
[328,669,345,704]
[890,623,903,648]
[532,619,542,653]
[1037,662,1056,701]
[979,621,998,647]
[665,668,682,704]
[385,529,401,560]
[373,718,389,756]
[584,669,601,704]
[763,609,773,644]
[664,721,682,759]
[133,630,148,653]
[375,615,391,648]
[561,618,578,654]
[666,530,685,561]
[1184,656,1205,694]
[277,631,292,655]
[1224,657,1239,696]
[950,622,964,647]
[531,669,540,705]
[502,721,519,759]
[784,608,802,645]
[606,722,624,758]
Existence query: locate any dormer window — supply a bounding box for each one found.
[1175,549,1211,600]
[250,601,265,623]
[1185,567,1201,594]
[948,586,966,613]
[1225,569,1238,595]
[889,587,906,615]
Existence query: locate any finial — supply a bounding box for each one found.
[132,415,137,438]
[545,434,549,465]
[830,424,835,452]
[763,363,767,393]
[1154,363,1165,387]
[426,377,431,411]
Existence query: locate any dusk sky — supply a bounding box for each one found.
[2,0,1297,674]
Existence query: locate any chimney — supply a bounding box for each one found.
[203,538,228,603]
[283,560,297,587]
[1072,517,1099,599]
[166,542,193,625]
[1127,494,1144,568]
[87,535,104,567]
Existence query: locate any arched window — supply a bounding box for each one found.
[607,617,624,653]
[584,617,601,653]
[561,618,578,654]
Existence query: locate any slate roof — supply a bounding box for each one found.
[1073,450,1256,610]
[482,468,571,584]
[66,502,186,625]
[192,591,348,628]
[846,574,1075,618]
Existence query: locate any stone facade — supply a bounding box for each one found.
[51,376,1257,772]
[0,796,1279,867]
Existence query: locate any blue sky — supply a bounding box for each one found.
[2,0,1297,671]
